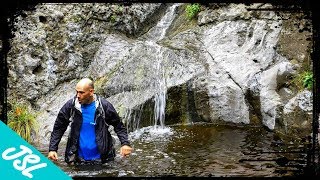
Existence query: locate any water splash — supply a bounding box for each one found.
[129,125,174,143]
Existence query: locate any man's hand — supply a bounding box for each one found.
[120,145,133,157]
[48,151,58,161]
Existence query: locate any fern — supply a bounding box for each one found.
[186,3,201,20]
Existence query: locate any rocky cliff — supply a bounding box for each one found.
[6,3,313,146]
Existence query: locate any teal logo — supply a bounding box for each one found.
[0,120,71,179]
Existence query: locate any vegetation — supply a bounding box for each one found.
[109,4,125,23]
[302,71,313,90]
[110,14,117,23]
[185,3,201,20]
[113,4,124,14]
[291,70,313,91]
[7,100,39,143]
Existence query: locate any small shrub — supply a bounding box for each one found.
[7,100,38,143]
[291,70,313,91]
[186,3,201,20]
[302,71,313,90]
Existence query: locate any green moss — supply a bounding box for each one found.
[106,61,123,80]
[94,76,109,95]
[185,3,201,20]
[94,61,124,94]
[69,15,83,24]
[110,14,117,23]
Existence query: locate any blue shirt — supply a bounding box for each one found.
[78,101,100,160]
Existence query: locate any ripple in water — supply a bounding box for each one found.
[39,123,307,177]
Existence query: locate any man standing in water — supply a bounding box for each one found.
[48,78,132,165]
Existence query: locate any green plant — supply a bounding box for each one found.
[302,71,313,90]
[7,100,39,143]
[115,5,124,14]
[110,14,117,23]
[291,70,314,91]
[185,3,201,20]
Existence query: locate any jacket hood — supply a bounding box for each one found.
[74,94,100,112]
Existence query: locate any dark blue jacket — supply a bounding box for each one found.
[49,95,130,164]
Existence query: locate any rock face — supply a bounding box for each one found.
[6,3,313,146]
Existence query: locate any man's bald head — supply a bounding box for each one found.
[76,78,94,90]
[76,78,95,104]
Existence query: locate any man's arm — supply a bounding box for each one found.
[48,99,73,158]
[103,99,132,156]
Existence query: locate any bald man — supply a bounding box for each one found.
[48,78,132,165]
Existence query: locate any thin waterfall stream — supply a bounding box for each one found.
[146,4,181,130]
[121,3,181,134]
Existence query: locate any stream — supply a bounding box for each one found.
[38,122,308,177]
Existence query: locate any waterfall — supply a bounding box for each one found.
[125,4,181,141]
[153,45,166,129]
[124,103,144,132]
[145,4,181,129]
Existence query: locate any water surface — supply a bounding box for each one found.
[39,123,307,177]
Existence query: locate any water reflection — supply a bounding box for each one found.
[39,123,307,177]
